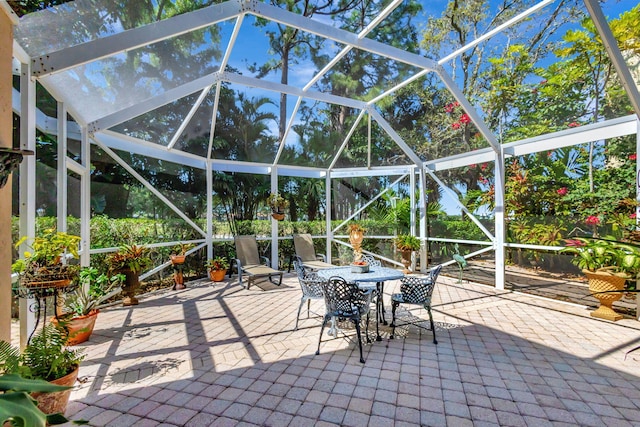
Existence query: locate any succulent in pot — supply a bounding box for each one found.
[53,267,125,345]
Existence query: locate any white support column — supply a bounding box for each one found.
[0,6,16,344]
[80,126,90,266]
[270,169,278,269]
[206,160,213,260]
[326,173,332,262]
[409,167,417,271]
[494,149,506,290]
[57,102,67,232]
[418,168,428,273]
[19,62,36,349]
[636,119,640,320]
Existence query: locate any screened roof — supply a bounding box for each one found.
[11,0,640,177]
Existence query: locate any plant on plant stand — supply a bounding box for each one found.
[205,257,229,282]
[12,229,81,290]
[267,193,289,221]
[52,267,125,345]
[106,244,152,306]
[561,237,640,321]
[170,243,193,290]
[394,234,421,274]
[0,323,85,417]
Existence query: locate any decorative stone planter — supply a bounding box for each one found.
[31,365,79,415]
[583,270,626,321]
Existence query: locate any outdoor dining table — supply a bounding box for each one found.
[317,265,404,341]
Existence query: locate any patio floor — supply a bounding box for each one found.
[37,272,640,426]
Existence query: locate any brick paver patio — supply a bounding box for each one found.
[41,273,640,426]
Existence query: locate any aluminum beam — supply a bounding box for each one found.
[29,0,243,77]
[584,0,640,118]
[251,1,438,71]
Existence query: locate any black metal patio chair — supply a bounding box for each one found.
[316,276,373,363]
[390,264,442,344]
[292,256,325,330]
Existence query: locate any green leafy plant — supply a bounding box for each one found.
[0,325,84,384]
[0,373,79,426]
[106,244,152,274]
[61,267,125,318]
[205,257,229,271]
[267,193,289,212]
[11,229,81,284]
[561,237,640,279]
[394,234,421,252]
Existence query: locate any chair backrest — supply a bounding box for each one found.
[292,255,307,280]
[429,264,442,283]
[400,267,441,304]
[361,254,381,267]
[293,234,317,262]
[293,256,325,298]
[234,235,261,266]
[322,276,371,317]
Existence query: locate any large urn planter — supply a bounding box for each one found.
[31,365,79,416]
[170,254,186,290]
[400,250,412,274]
[583,270,626,321]
[120,268,141,306]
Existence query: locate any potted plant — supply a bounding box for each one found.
[0,324,85,416]
[52,267,125,345]
[394,234,421,273]
[169,243,193,290]
[11,229,81,289]
[561,237,640,321]
[0,372,82,426]
[106,244,152,306]
[267,193,289,220]
[205,257,229,282]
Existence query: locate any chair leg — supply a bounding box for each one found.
[427,305,437,345]
[316,315,329,356]
[354,317,365,363]
[390,301,399,339]
[307,298,311,318]
[378,282,387,325]
[295,297,306,330]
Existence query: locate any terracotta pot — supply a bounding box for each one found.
[52,310,99,345]
[31,365,79,415]
[272,212,285,221]
[170,254,186,264]
[583,270,626,321]
[209,269,227,282]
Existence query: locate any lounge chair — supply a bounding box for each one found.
[293,233,335,270]
[233,235,283,290]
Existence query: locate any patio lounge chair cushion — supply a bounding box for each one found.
[293,234,334,270]
[233,235,283,290]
